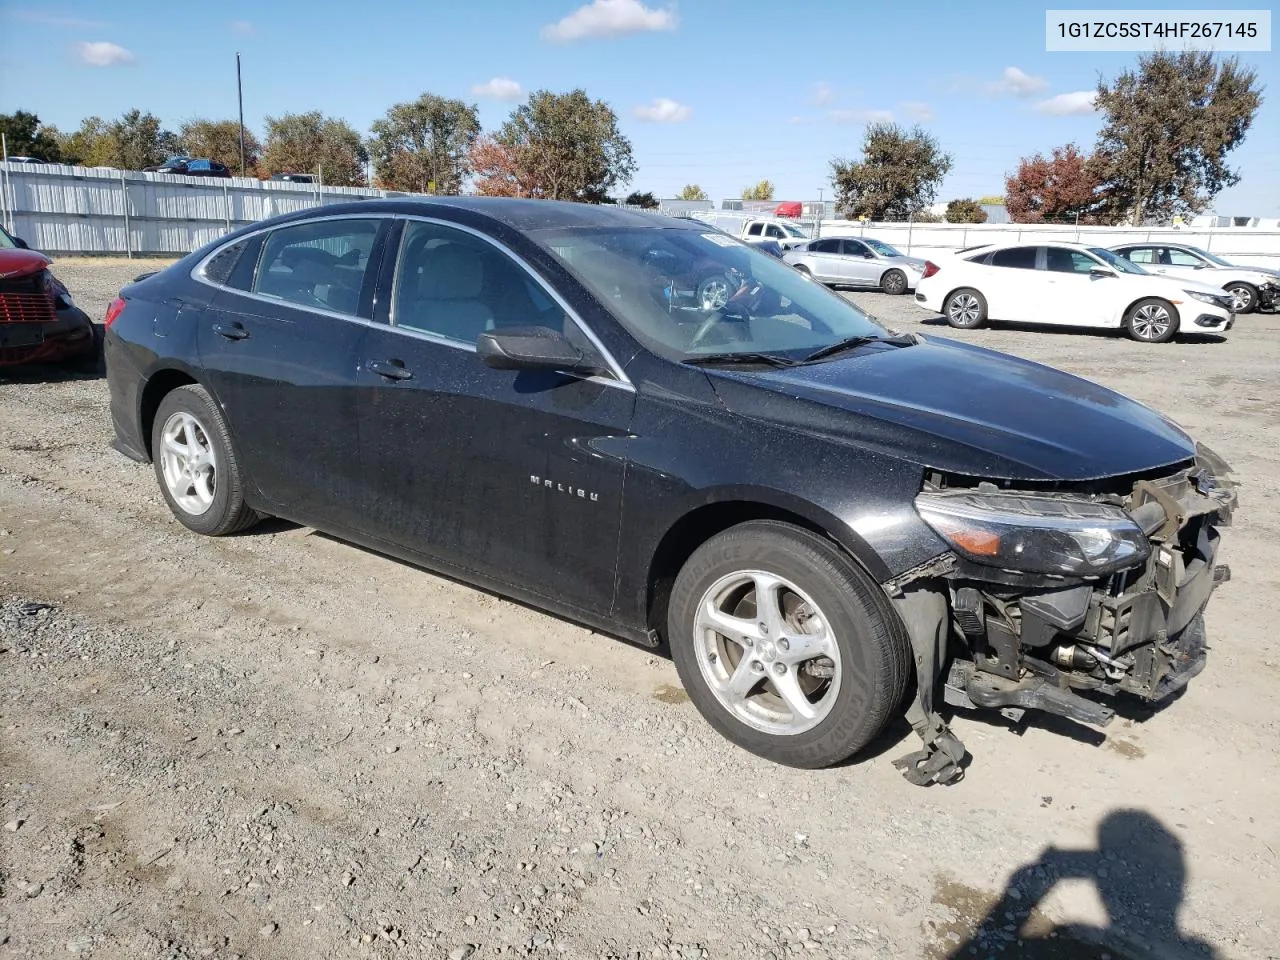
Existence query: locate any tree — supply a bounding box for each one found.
[178,119,260,173]
[1091,51,1262,224]
[260,111,368,186]
[369,94,479,194]
[830,122,952,220]
[0,111,62,162]
[470,89,635,201]
[945,198,988,223]
[55,117,110,166]
[108,110,174,170]
[677,184,708,201]
[741,179,774,201]
[1005,144,1099,223]
[624,191,658,208]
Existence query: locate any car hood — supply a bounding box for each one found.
[886,255,927,271]
[0,249,51,280]
[706,336,1196,482]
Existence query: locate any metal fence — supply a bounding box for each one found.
[0,162,427,257]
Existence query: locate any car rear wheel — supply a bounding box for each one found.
[151,385,260,536]
[881,269,908,295]
[1224,282,1257,314]
[1124,298,1177,343]
[668,521,911,768]
[944,288,987,329]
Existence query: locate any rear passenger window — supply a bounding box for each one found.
[990,246,1038,270]
[253,219,380,315]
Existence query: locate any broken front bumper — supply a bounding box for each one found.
[890,447,1237,785]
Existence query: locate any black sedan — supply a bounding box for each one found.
[104,200,1237,785]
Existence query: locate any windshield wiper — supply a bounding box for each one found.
[799,332,916,364]
[683,352,798,368]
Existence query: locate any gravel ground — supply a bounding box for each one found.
[1,257,1278,960]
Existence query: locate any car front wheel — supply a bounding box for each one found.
[668,521,911,768]
[881,269,908,295]
[1124,298,1177,343]
[1224,282,1257,314]
[151,384,260,536]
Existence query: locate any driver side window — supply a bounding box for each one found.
[841,239,870,257]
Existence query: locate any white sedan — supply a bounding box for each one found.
[913,241,1235,343]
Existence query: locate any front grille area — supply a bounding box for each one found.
[0,271,56,324]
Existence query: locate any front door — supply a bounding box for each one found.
[839,238,879,286]
[355,218,636,615]
[1041,246,1115,326]
[197,215,388,526]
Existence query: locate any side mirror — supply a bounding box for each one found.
[12,235,29,249]
[1192,262,1207,269]
[477,326,594,374]
[1090,267,1116,279]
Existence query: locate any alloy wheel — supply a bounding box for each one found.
[948,294,981,326]
[1131,303,1172,341]
[699,277,731,311]
[1228,285,1253,312]
[159,411,217,515]
[692,570,842,736]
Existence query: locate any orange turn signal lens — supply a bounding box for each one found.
[948,529,1001,556]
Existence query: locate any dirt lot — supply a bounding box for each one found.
[2,258,1278,960]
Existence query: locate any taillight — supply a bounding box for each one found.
[104,297,126,328]
[921,261,940,279]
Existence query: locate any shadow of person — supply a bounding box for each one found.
[948,809,1219,959]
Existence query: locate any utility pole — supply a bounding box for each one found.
[236,53,246,176]
[816,188,824,238]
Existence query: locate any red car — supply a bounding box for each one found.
[0,227,100,370]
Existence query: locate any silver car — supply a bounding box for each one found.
[784,236,927,295]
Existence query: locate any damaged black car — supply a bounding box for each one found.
[104,200,1237,784]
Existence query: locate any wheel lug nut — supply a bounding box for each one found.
[773,663,786,675]
[778,639,790,651]
[751,661,765,673]
[759,623,768,635]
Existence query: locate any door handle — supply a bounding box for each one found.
[212,321,249,341]
[366,358,413,381]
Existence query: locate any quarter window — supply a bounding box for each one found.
[390,221,601,360]
[203,239,250,286]
[990,246,1038,270]
[1044,247,1099,273]
[252,219,380,315]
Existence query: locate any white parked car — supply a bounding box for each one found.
[1108,242,1279,314]
[913,242,1235,343]
[784,236,927,295]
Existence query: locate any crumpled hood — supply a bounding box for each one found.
[0,249,51,280]
[707,336,1196,482]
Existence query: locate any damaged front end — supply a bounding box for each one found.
[888,443,1237,786]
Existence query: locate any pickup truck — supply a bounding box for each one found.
[692,215,811,251]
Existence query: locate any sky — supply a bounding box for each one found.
[1,0,1276,213]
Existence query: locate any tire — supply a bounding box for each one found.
[1124,297,1178,343]
[1224,281,1257,315]
[151,384,260,536]
[667,520,912,769]
[880,269,908,295]
[944,288,987,329]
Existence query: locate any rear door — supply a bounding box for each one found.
[196,215,389,527]
[803,238,843,281]
[354,217,636,614]
[980,245,1046,321]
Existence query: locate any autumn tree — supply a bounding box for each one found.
[945,198,988,223]
[0,111,62,162]
[469,89,635,201]
[178,119,260,173]
[261,111,368,186]
[1005,144,1099,223]
[677,184,708,201]
[741,179,774,201]
[1091,51,1262,224]
[831,123,952,220]
[369,94,479,194]
[625,191,658,208]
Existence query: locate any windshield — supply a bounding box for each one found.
[1088,247,1148,275]
[533,226,889,361]
[781,223,808,238]
[864,238,904,257]
[1181,245,1232,266]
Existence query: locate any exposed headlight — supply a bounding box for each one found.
[1185,289,1227,306]
[915,491,1149,576]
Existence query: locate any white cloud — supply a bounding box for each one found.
[830,108,894,125]
[985,66,1048,98]
[230,19,255,37]
[76,41,134,66]
[633,97,691,122]
[812,81,834,106]
[540,0,677,41]
[1035,91,1098,115]
[900,100,935,122]
[472,77,524,101]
